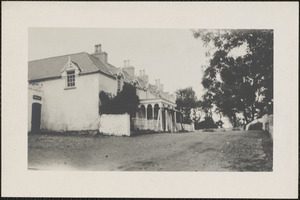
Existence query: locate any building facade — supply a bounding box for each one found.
[28,44,186,133]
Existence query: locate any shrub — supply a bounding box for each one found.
[248,122,263,130]
[195,116,218,130]
[99,82,139,118]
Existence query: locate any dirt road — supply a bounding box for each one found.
[28,130,272,171]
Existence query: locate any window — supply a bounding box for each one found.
[67,70,75,87]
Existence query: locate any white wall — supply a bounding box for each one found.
[99,73,117,96]
[267,115,273,138]
[99,114,130,136]
[28,83,44,132]
[39,73,116,131]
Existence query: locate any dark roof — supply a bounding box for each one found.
[28,52,113,81]
[106,63,119,75]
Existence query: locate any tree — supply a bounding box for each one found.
[193,29,273,126]
[175,87,199,124]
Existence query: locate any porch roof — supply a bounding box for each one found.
[139,98,177,108]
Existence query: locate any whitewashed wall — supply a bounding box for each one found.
[99,73,117,96]
[183,123,195,132]
[267,115,273,138]
[28,83,44,132]
[39,72,116,132]
[99,114,130,136]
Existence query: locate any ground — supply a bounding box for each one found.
[28,130,273,171]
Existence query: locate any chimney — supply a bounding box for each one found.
[92,43,108,64]
[138,69,149,83]
[98,44,102,52]
[155,79,160,87]
[122,59,135,78]
[155,79,163,91]
[160,83,164,92]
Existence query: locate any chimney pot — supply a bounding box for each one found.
[98,44,102,52]
[94,45,98,53]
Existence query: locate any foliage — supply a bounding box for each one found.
[175,87,200,124]
[215,120,224,128]
[99,82,140,118]
[248,122,263,130]
[193,29,273,126]
[195,116,218,130]
[190,108,203,124]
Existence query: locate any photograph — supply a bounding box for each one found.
[28,28,273,172]
[2,2,298,198]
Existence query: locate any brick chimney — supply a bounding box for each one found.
[138,69,149,83]
[92,44,108,64]
[160,83,164,92]
[155,79,164,91]
[122,59,135,78]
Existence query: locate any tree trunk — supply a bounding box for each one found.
[251,104,255,121]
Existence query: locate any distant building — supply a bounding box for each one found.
[28,44,184,133]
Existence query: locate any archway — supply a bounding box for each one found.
[140,105,146,118]
[147,104,152,119]
[162,107,166,131]
[154,104,159,120]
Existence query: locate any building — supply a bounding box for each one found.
[28,44,186,133]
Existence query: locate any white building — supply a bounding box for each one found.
[28,44,188,133]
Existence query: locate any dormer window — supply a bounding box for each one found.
[67,70,75,87]
[61,57,81,90]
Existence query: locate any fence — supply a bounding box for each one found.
[245,114,273,138]
[133,118,194,133]
[132,118,160,131]
[266,114,273,138]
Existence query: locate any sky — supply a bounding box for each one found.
[28,28,207,99]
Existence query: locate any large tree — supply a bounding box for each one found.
[175,87,199,123]
[193,29,273,126]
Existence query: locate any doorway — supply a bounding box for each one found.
[31,103,41,132]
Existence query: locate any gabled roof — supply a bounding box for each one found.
[148,83,159,93]
[28,52,113,81]
[105,63,120,75]
[122,70,135,83]
[136,77,148,89]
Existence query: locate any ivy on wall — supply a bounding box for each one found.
[99,82,140,119]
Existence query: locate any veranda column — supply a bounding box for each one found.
[145,104,148,130]
[152,104,155,120]
[169,111,172,132]
[165,108,168,131]
[159,106,163,131]
[174,110,177,131]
